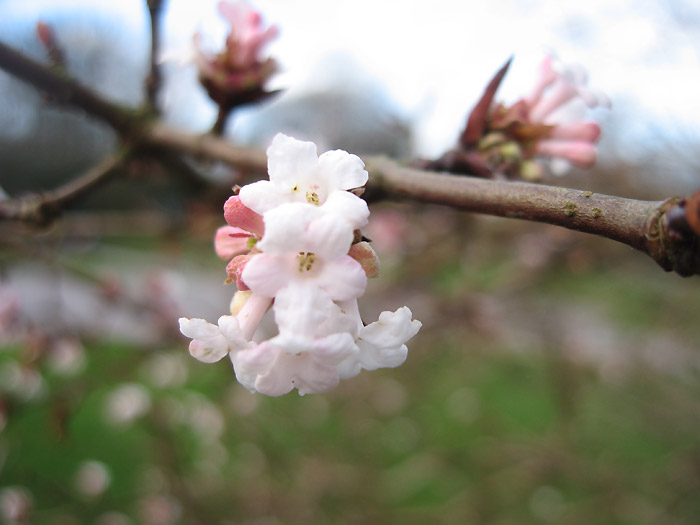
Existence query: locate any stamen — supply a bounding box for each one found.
[306,191,320,205]
[297,252,316,273]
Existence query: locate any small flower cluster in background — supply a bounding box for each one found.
[193,1,278,117]
[424,55,610,180]
[179,134,421,396]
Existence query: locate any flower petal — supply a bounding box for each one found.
[316,256,367,301]
[267,133,319,187]
[240,253,293,297]
[316,149,368,191]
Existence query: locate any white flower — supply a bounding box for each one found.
[239,133,369,229]
[178,293,271,363]
[179,133,422,396]
[241,203,367,302]
[234,332,357,396]
[337,306,422,379]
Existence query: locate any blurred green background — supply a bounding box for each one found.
[2,205,700,524]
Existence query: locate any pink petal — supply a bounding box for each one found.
[535,140,597,168]
[214,226,250,260]
[223,195,265,236]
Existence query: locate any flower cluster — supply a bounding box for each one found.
[179,134,421,396]
[426,55,609,180]
[489,55,611,178]
[194,1,278,110]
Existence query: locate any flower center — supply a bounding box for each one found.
[306,191,320,205]
[297,252,316,273]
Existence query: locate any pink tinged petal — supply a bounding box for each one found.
[311,332,358,365]
[316,149,368,191]
[322,191,370,231]
[235,294,272,340]
[548,122,601,142]
[240,253,294,297]
[217,1,245,28]
[529,78,578,123]
[223,195,265,236]
[267,133,319,187]
[217,314,250,349]
[535,140,597,168]
[226,253,255,290]
[233,341,277,375]
[348,241,380,278]
[316,256,367,301]
[178,317,230,363]
[524,55,558,108]
[215,226,250,260]
[255,351,340,396]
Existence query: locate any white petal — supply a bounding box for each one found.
[316,149,368,191]
[255,351,340,396]
[217,315,249,349]
[360,307,421,348]
[273,284,334,337]
[322,191,370,230]
[316,256,367,301]
[306,211,355,258]
[311,332,358,365]
[179,317,230,363]
[356,340,408,371]
[234,341,277,375]
[256,202,320,254]
[238,180,289,215]
[267,133,319,186]
[353,307,421,371]
[241,253,292,297]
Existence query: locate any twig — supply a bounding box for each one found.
[0,40,141,135]
[145,0,164,112]
[0,151,130,225]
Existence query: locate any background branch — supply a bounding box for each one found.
[0,151,130,225]
[145,0,164,113]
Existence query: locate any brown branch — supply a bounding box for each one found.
[0,151,130,225]
[0,39,698,276]
[0,40,142,134]
[145,0,164,112]
[365,157,700,276]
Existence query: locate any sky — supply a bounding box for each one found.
[2,0,700,162]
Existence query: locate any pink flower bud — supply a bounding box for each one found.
[534,140,597,168]
[214,226,252,260]
[224,195,265,237]
[226,253,255,290]
[548,122,601,143]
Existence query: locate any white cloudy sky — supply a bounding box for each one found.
[2,0,700,159]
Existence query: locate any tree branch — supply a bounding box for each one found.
[365,157,700,276]
[0,40,142,134]
[0,39,698,276]
[145,0,164,112]
[0,151,130,225]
